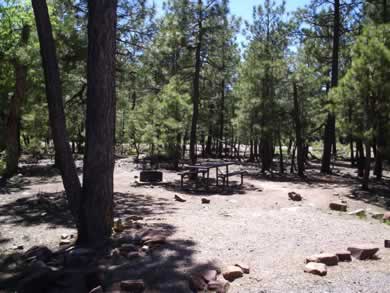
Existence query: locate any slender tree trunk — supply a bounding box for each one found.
[200,133,205,157]
[182,131,188,159]
[261,140,273,172]
[254,139,259,161]
[321,114,333,173]
[293,81,304,177]
[356,139,364,177]
[174,133,181,169]
[278,129,284,174]
[374,117,385,181]
[205,129,212,156]
[218,78,225,158]
[290,144,296,173]
[350,140,355,166]
[348,104,355,165]
[32,0,82,221]
[321,0,340,173]
[189,0,203,164]
[362,144,371,190]
[79,0,117,246]
[287,139,292,156]
[4,25,30,178]
[4,66,25,177]
[249,138,254,162]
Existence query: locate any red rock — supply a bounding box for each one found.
[383,212,390,221]
[329,202,347,212]
[201,269,218,283]
[189,275,207,291]
[119,243,137,254]
[24,246,53,262]
[234,263,250,274]
[304,262,327,276]
[207,279,230,292]
[120,280,145,292]
[347,245,379,260]
[111,248,121,257]
[222,266,243,282]
[336,251,352,262]
[140,245,149,252]
[142,231,167,245]
[126,215,143,221]
[89,286,103,293]
[288,192,302,201]
[127,251,141,259]
[61,234,69,240]
[306,253,338,266]
[175,194,186,202]
[59,239,72,246]
[202,198,211,204]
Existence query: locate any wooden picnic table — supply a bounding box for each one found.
[180,161,239,190]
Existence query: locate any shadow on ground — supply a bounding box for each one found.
[153,178,249,197]
[0,190,216,292]
[0,191,178,229]
[0,191,75,228]
[106,233,218,292]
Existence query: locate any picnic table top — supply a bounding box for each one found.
[185,161,237,170]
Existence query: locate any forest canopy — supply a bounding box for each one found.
[0,0,389,189]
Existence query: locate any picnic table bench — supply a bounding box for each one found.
[217,170,247,187]
[178,169,208,188]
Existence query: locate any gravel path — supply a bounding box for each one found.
[1,159,390,292]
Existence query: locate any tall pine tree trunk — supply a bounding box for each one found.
[218,78,225,158]
[32,0,82,221]
[4,65,25,177]
[278,127,284,174]
[79,0,117,246]
[356,139,364,177]
[362,144,371,190]
[189,0,203,164]
[374,122,384,180]
[321,0,340,173]
[350,140,355,166]
[293,81,304,177]
[4,25,30,178]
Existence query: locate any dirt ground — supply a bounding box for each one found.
[1,158,390,292]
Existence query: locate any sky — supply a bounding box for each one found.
[152,0,311,47]
[229,0,309,21]
[152,0,311,22]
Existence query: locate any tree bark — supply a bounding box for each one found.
[293,81,304,177]
[260,140,273,172]
[32,0,82,221]
[321,0,340,173]
[278,128,284,174]
[189,0,203,164]
[356,139,364,177]
[4,25,30,178]
[374,123,384,180]
[350,140,355,166]
[218,78,225,158]
[362,143,371,190]
[290,144,296,173]
[4,66,25,177]
[79,0,117,246]
[205,131,212,156]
